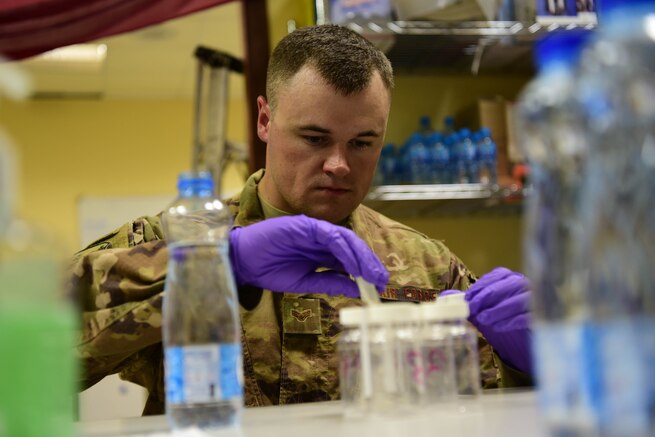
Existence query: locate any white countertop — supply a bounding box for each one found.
[78,389,547,437]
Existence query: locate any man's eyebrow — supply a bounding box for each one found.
[297,125,381,138]
[356,130,380,138]
[297,124,330,134]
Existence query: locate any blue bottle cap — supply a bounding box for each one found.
[419,115,431,129]
[480,127,492,137]
[177,171,214,194]
[534,29,593,72]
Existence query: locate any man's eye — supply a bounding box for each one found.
[351,140,372,149]
[303,136,325,145]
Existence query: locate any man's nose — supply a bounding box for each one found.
[323,145,350,177]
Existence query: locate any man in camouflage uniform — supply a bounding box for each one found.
[70,24,531,415]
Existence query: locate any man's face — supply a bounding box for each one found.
[257,65,391,224]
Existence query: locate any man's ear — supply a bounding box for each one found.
[257,96,271,143]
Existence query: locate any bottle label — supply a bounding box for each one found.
[533,322,598,432]
[165,343,243,404]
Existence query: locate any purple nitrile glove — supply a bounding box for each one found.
[228,215,389,298]
[465,267,533,374]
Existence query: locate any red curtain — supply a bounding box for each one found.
[0,0,233,60]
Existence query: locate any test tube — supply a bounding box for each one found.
[419,302,457,405]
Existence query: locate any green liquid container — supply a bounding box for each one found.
[0,226,76,437]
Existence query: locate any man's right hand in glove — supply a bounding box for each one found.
[228,215,389,298]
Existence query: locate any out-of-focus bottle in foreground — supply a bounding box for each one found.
[575,1,655,435]
[0,138,76,437]
[514,29,597,437]
[161,171,243,431]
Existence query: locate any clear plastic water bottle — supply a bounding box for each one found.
[427,133,450,184]
[406,132,431,184]
[460,128,479,183]
[443,115,456,136]
[514,28,597,437]
[452,129,477,183]
[575,1,655,435]
[443,134,457,184]
[380,143,400,185]
[161,171,242,430]
[476,127,497,185]
[449,132,466,183]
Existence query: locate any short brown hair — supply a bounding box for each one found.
[266,24,394,111]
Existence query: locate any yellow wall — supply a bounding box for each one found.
[1,96,248,253]
[1,1,531,276]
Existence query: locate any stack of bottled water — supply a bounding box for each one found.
[161,171,243,431]
[517,1,655,435]
[373,115,498,186]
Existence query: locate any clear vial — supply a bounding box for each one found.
[418,302,457,406]
[437,296,481,397]
[338,306,367,418]
[366,303,422,415]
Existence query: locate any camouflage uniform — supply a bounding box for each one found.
[70,169,529,415]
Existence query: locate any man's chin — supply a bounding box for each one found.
[302,207,351,225]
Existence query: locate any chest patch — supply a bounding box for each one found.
[282,297,322,335]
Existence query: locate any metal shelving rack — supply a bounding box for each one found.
[317,5,595,215]
[346,20,596,75]
[364,183,524,217]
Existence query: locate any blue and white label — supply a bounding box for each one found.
[165,343,243,404]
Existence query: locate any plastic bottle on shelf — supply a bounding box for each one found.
[427,132,450,184]
[452,129,477,183]
[418,115,433,139]
[447,132,464,183]
[161,171,242,431]
[574,1,655,435]
[376,143,399,186]
[406,132,431,184]
[514,28,596,437]
[443,115,456,136]
[459,128,479,183]
[442,134,457,184]
[0,140,75,437]
[476,127,497,185]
